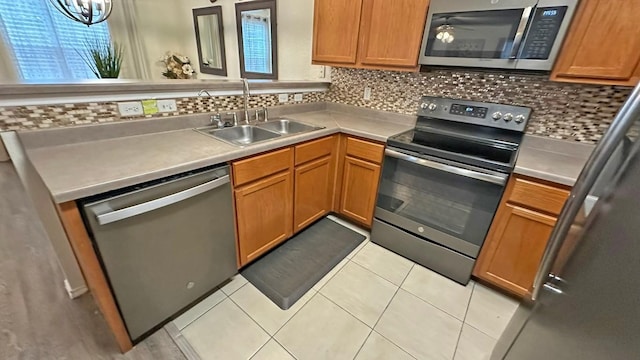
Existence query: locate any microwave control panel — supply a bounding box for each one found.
[520,6,568,60]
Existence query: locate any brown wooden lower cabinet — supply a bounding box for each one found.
[294,155,333,232]
[234,171,293,266]
[474,175,570,298]
[339,155,381,226]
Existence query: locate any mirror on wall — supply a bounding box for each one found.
[193,6,227,76]
[235,0,278,80]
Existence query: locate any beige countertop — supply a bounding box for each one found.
[24,105,596,203]
[26,110,414,203]
[515,135,595,186]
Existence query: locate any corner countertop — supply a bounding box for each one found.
[25,110,414,203]
[515,135,596,187]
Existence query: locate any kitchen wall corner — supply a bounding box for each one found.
[325,67,633,144]
[0,136,10,161]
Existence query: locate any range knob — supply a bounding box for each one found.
[514,114,526,124]
[427,103,437,111]
[492,112,502,121]
[420,103,429,109]
[503,113,514,122]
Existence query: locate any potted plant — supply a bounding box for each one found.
[77,39,124,79]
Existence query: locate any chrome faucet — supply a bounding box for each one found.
[198,89,212,97]
[241,79,250,124]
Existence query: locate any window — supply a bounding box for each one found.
[241,12,272,74]
[0,0,111,81]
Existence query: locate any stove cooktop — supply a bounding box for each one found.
[388,97,533,173]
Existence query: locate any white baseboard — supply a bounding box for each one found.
[64,279,89,299]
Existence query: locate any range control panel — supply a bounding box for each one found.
[449,104,488,118]
[418,96,532,132]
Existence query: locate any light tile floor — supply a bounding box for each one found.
[172,217,520,360]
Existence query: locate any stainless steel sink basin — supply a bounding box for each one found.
[256,119,321,135]
[200,125,281,146]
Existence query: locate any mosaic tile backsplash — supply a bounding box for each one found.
[0,92,326,131]
[325,67,633,143]
[0,67,633,144]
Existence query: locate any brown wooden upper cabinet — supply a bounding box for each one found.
[312,0,430,71]
[551,0,640,86]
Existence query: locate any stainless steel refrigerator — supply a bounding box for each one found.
[492,84,640,359]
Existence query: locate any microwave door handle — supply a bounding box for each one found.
[385,149,508,185]
[94,175,230,225]
[509,6,534,59]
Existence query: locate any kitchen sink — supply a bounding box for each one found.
[256,119,321,135]
[200,125,281,146]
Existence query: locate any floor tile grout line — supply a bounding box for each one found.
[225,295,273,342]
[347,257,404,289]
[365,263,420,360]
[175,286,229,331]
[452,282,477,359]
[400,278,476,323]
[316,291,374,330]
[350,329,374,360]
[370,263,414,330]
[271,336,300,360]
[272,289,320,339]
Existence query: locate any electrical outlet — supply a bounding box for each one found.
[117,101,144,116]
[364,87,372,101]
[278,94,289,103]
[157,99,178,112]
[317,66,326,79]
[294,93,303,102]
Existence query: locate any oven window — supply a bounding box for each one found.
[425,9,524,59]
[377,155,505,247]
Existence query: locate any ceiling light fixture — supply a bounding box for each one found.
[49,0,113,26]
[435,24,455,44]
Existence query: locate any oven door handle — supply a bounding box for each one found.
[509,6,534,59]
[385,149,508,186]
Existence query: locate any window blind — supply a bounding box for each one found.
[0,0,111,81]
[241,13,272,74]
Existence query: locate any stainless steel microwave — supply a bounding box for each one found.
[419,0,579,71]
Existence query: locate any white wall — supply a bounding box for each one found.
[131,0,326,81]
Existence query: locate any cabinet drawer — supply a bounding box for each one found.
[345,137,384,164]
[295,136,335,166]
[232,148,293,186]
[508,177,570,215]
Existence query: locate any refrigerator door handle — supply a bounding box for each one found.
[531,84,640,301]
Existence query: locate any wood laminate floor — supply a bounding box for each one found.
[0,162,185,360]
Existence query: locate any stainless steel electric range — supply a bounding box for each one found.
[371,96,532,284]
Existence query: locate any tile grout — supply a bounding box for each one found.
[452,281,477,360]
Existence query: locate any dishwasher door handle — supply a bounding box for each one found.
[95,175,230,226]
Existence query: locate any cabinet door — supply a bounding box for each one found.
[357,0,430,68]
[235,171,293,266]
[312,0,364,64]
[475,204,556,297]
[339,156,381,226]
[551,0,640,85]
[294,156,332,232]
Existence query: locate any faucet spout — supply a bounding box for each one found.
[241,79,250,124]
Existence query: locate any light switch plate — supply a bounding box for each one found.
[157,99,178,112]
[293,93,303,102]
[278,94,289,103]
[117,101,144,117]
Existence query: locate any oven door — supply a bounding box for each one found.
[419,0,537,69]
[375,148,508,258]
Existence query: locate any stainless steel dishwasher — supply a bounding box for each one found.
[80,164,237,342]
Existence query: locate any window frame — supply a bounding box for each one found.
[235,0,278,80]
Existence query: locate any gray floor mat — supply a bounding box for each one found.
[240,217,366,310]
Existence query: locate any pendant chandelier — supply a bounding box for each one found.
[49,0,113,26]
